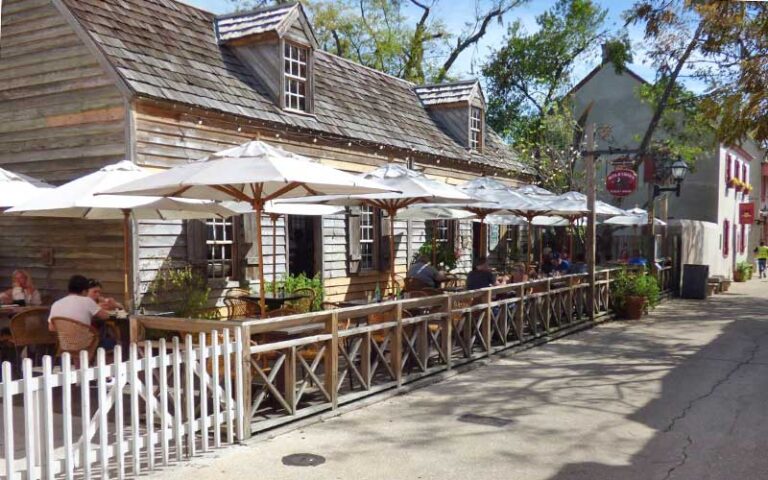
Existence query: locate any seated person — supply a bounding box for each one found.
[407,255,446,288]
[541,257,557,276]
[556,257,571,273]
[568,253,588,274]
[49,275,110,327]
[466,257,497,290]
[87,279,124,310]
[0,270,42,306]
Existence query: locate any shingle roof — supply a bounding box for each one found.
[215,3,297,42]
[414,80,483,106]
[59,0,526,173]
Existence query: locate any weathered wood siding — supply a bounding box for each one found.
[428,105,469,149]
[0,0,127,300]
[131,100,523,304]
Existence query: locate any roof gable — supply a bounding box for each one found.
[567,61,649,98]
[415,80,485,107]
[214,2,318,48]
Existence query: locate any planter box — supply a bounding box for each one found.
[622,296,646,320]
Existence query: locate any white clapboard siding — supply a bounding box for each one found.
[0,330,243,480]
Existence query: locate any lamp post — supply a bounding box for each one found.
[653,156,690,198]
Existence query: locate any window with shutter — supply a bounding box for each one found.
[346,207,362,275]
[723,219,730,256]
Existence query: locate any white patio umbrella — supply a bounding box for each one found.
[0,167,53,210]
[277,164,476,292]
[603,213,666,227]
[7,160,238,307]
[396,205,474,266]
[105,141,394,316]
[514,184,556,197]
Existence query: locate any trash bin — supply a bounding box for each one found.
[681,264,709,299]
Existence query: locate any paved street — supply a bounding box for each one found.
[154,279,768,480]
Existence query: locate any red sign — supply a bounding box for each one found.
[739,203,755,225]
[606,169,637,197]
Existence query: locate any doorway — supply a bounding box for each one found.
[288,215,319,278]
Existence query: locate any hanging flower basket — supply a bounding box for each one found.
[727,177,738,189]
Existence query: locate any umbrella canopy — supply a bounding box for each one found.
[514,185,555,196]
[6,161,235,220]
[395,205,474,221]
[485,215,572,227]
[604,214,666,227]
[625,207,648,215]
[106,140,395,316]
[0,168,53,209]
[545,191,625,217]
[7,160,239,309]
[277,164,476,292]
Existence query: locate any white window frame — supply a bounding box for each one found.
[470,107,483,151]
[206,217,236,279]
[360,205,376,271]
[283,42,309,112]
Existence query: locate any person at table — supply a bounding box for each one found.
[628,251,648,267]
[466,256,497,290]
[568,253,588,274]
[541,256,557,276]
[556,255,571,274]
[49,275,110,328]
[407,255,446,288]
[0,269,42,306]
[86,279,124,310]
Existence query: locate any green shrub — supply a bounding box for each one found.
[146,265,211,318]
[611,268,661,313]
[265,272,324,311]
[416,242,458,270]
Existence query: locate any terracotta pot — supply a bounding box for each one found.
[734,270,745,282]
[721,280,731,292]
[623,295,646,320]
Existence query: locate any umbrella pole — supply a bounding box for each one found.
[122,209,131,311]
[389,208,397,295]
[254,202,267,317]
[270,213,279,296]
[431,221,437,267]
[526,218,533,275]
[480,216,486,257]
[569,219,574,258]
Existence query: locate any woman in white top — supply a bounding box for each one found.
[0,270,42,306]
[49,275,110,327]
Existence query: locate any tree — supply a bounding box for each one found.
[626,0,768,160]
[228,0,526,84]
[483,0,629,192]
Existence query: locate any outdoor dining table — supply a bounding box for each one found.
[246,292,309,311]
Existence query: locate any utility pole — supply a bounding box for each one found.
[585,124,596,321]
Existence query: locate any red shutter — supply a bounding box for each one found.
[742,164,747,185]
[726,154,732,182]
[643,156,655,182]
[723,220,730,256]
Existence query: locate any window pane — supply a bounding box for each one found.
[205,218,235,279]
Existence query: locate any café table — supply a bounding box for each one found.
[246,292,309,311]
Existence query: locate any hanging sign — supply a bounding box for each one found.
[606,169,637,197]
[739,203,755,224]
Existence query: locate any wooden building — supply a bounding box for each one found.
[0,0,531,305]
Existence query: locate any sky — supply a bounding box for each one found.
[182,0,687,89]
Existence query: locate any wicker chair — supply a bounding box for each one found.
[225,288,258,318]
[9,307,56,361]
[287,288,315,313]
[50,317,99,364]
[404,277,430,292]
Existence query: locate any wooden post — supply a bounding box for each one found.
[516,284,525,341]
[585,124,597,321]
[544,278,552,331]
[393,303,403,386]
[443,294,453,369]
[270,213,280,296]
[325,311,339,409]
[253,198,267,317]
[239,324,252,438]
[122,209,132,312]
[484,289,492,355]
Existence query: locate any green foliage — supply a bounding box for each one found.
[610,268,660,313]
[484,0,628,192]
[416,242,458,271]
[264,273,324,311]
[736,261,752,274]
[146,266,211,318]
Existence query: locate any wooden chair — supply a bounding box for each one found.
[321,301,341,310]
[287,288,315,313]
[50,317,99,364]
[9,307,56,362]
[421,287,443,296]
[405,291,430,299]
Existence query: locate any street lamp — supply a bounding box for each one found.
[653,156,689,198]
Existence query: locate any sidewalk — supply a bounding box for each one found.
[151,279,768,480]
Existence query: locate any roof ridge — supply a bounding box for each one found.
[215,1,298,20]
[415,79,478,89]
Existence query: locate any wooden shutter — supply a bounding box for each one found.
[378,209,391,272]
[186,219,207,267]
[241,213,260,280]
[643,156,655,182]
[347,207,361,275]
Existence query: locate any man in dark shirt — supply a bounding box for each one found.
[407,255,445,288]
[466,256,497,290]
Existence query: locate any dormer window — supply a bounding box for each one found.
[284,42,309,112]
[470,107,483,151]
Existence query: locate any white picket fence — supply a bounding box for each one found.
[0,329,245,480]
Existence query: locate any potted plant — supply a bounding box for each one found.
[611,268,661,320]
[735,261,751,282]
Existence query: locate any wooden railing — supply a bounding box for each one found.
[654,265,673,293]
[134,269,617,434]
